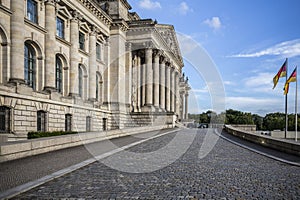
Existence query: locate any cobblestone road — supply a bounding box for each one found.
[12,129,300,199]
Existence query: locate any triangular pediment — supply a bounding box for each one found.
[57,6,72,19]
[156,25,182,63]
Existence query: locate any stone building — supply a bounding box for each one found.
[0,0,190,139]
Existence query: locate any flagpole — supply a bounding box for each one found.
[295,66,298,142]
[285,58,288,139]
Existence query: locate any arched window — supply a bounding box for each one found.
[96,73,103,102]
[56,55,63,93]
[78,65,83,97]
[24,43,36,90]
[0,106,10,133]
[96,74,99,101]
[37,110,47,132]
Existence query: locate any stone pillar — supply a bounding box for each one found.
[125,42,132,110]
[103,38,111,108]
[69,11,80,96]
[170,68,175,112]
[181,92,185,120]
[153,50,160,108]
[136,55,141,111]
[132,54,137,111]
[141,61,146,107]
[9,0,25,83]
[175,73,180,114]
[145,48,153,106]
[165,64,171,112]
[185,93,189,119]
[159,58,166,110]
[88,27,97,101]
[44,0,56,91]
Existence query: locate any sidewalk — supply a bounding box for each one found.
[0,128,174,194]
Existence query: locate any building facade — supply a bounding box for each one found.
[0,0,190,139]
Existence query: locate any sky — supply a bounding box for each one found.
[127,0,300,116]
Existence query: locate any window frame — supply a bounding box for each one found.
[55,55,63,93]
[37,110,47,132]
[27,0,38,24]
[96,43,101,60]
[86,116,91,132]
[79,32,85,51]
[0,106,11,133]
[56,16,65,39]
[65,114,72,132]
[78,65,83,97]
[24,43,36,90]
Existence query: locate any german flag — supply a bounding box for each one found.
[273,58,287,89]
[284,67,297,95]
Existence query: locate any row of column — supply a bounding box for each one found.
[132,48,180,114]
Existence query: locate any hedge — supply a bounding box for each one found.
[28,131,78,139]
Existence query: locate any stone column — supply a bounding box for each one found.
[159,57,166,110]
[145,48,153,106]
[88,27,97,101]
[181,92,185,120]
[132,54,137,111]
[136,55,141,111]
[165,64,171,112]
[170,68,175,112]
[44,0,56,91]
[175,73,180,114]
[69,11,80,96]
[125,42,132,110]
[9,0,25,83]
[103,38,111,108]
[185,93,189,119]
[153,50,160,108]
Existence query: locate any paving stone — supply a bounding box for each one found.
[10,129,300,199]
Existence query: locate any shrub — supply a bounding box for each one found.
[28,131,78,139]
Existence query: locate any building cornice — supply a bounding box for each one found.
[64,0,112,27]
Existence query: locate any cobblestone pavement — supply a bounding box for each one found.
[11,129,300,199]
[0,129,172,193]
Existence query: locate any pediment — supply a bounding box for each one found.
[156,25,182,62]
[57,6,72,19]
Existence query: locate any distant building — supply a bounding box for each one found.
[0,0,190,139]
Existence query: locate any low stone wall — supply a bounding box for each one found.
[224,125,300,156]
[230,124,256,132]
[0,125,167,163]
[271,131,300,139]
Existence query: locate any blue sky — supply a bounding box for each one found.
[127,0,300,116]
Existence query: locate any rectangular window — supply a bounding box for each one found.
[27,0,38,24]
[86,116,91,132]
[96,43,101,60]
[65,114,72,132]
[103,118,107,131]
[0,107,10,133]
[79,32,85,51]
[37,111,46,132]
[56,17,65,39]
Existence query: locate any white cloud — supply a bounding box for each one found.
[177,33,198,53]
[244,72,273,88]
[230,39,300,58]
[138,0,161,10]
[178,2,192,15]
[204,17,222,30]
[226,96,282,115]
